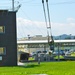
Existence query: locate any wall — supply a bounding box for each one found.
[0,10,17,66]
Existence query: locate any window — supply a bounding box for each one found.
[0,26,5,33]
[0,47,6,55]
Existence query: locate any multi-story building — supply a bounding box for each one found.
[0,10,17,66]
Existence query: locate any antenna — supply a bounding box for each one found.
[12,0,14,11]
[15,4,21,12]
[12,0,21,12]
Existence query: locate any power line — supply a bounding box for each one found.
[17,17,36,37]
[17,20,27,37]
[20,0,34,3]
[19,0,75,5]
[50,1,75,5]
[20,8,46,36]
[1,1,75,8]
[1,0,75,5]
[17,25,24,38]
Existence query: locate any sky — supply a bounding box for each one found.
[0,0,75,38]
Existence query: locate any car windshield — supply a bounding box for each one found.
[43,51,47,53]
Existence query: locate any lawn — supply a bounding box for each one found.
[0,61,75,75]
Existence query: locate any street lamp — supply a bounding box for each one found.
[70,34,72,39]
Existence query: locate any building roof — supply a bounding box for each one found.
[17,39,75,44]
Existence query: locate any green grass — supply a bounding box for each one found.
[29,57,34,60]
[0,61,75,75]
[54,55,64,59]
[71,52,75,56]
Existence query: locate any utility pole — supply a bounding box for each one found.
[58,43,60,61]
[12,0,14,11]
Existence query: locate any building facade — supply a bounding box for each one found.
[0,10,17,66]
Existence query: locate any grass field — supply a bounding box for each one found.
[0,61,75,75]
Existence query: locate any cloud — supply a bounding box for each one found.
[17,17,75,38]
[51,18,75,36]
[67,18,75,23]
[17,18,47,38]
[17,17,46,27]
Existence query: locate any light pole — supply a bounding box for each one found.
[58,36,61,61]
[58,43,60,61]
[70,34,72,49]
[28,35,30,40]
[70,34,71,39]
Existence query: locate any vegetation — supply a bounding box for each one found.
[54,55,64,59]
[71,52,75,56]
[29,57,34,60]
[0,61,75,75]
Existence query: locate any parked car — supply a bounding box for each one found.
[53,50,65,56]
[65,51,71,56]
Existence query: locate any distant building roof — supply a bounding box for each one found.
[17,39,75,44]
[18,35,51,41]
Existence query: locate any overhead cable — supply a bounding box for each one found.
[20,8,46,36]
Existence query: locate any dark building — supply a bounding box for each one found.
[0,10,17,66]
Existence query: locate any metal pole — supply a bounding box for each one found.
[58,43,60,61]
[12,0,14,11]
[38,54,40,65]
